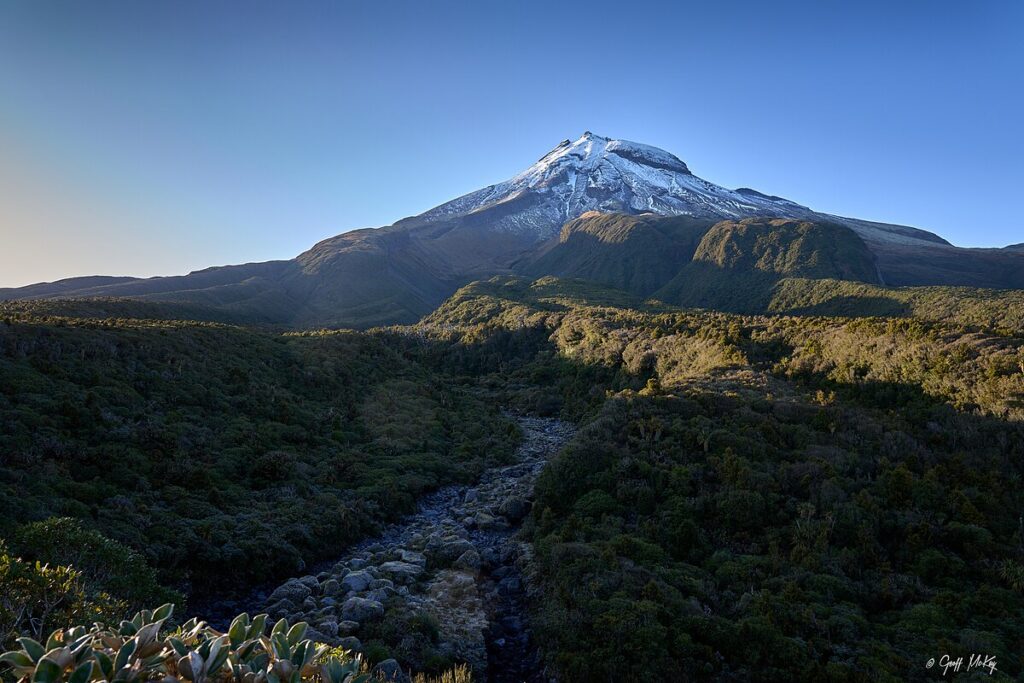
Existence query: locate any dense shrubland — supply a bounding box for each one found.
[0,308,514,613]
[5,277,1024,681]
[411,276,1024,680]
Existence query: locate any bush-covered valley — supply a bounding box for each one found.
[3,276,1024,681]
[0,305,515,627]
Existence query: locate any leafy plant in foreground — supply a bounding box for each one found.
[0,605,376,683]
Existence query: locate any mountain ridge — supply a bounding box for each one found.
[3,132,1022,327]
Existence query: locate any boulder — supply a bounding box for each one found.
[337,620,360,636]
[425,538,476,569]
[498,496,531,522]
[341,597,384,623]
[265,599,294,618]
[297,575,320,592]
[370,659,411,683]
[453,549,481,572]
[337,636,361,651]
[318,620,339,638]
[475,512,508,531]
[322,578,341,596]
[340,570,374,593]
[400,550,427,567]
[267,578,311,605]
[378,561,423,584]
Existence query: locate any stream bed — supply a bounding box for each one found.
[202,416,573,683]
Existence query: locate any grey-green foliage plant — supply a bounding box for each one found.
[0,605,371,683]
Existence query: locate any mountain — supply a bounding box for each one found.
[3,132,1022,327]
[516,212,715,296]
[654,217,882,312]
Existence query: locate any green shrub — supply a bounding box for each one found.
[13,519,181,612]
[0,541,123,647]
[0,605,376,683]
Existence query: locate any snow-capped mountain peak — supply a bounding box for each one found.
[414,132,812,239]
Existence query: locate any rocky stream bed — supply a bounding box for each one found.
[202,417,573,683]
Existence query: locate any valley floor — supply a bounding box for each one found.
[204,416,574,683]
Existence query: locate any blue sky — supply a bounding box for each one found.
[1,0,1022,287]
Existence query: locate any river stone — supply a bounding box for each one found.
[425,538,475,569]
[265,601,291,618]
[498,496,531,522]
[297,575,320,592]
[370,659,411,683]
[341,597,384,622]
[475,511,508,531]
[453,549,481,572]
[378,561,423,584]
[340,569,373,593]
[400,550,426,567]
[337,620,360,635]
[337,636,361,651]
[267,578,311,605]
[365,587,394,602]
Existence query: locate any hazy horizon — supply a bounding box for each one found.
[2,0,1022,288]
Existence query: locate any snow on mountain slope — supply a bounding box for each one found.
[412,132,945,248]
[413,132,814,239]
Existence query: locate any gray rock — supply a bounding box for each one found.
[297,575,320,592]
[302,596,317,610]
[337,620,360,635]
[370,659,411,683]
[322,578,341,596]
[369,578,394,590]
[341,597,384,622]
[475,511,508,531]
[365,587,396,602]
[337,636,361,651]
[400,550,426,567]
[349,558,367,570]
[453,549,482,572]
[378,561,423,584]
[425,538,475,569]
[340,570,374,593]
[318,620,339,637]
[267,578,311,605]
[265,598,295,617]
[498,496,531,522]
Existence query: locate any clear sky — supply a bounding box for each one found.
[1,1,1021,288]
